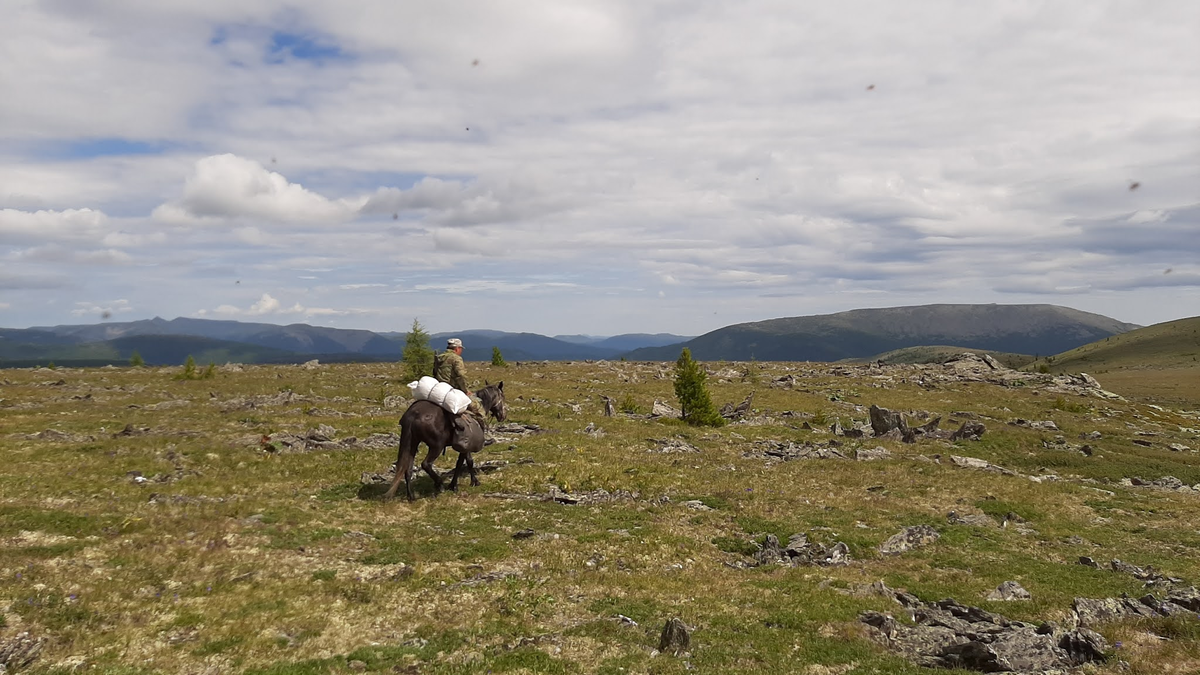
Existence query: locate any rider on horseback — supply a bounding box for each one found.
[434,338,487,435]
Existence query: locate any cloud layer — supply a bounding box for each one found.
[2,1,1198,335]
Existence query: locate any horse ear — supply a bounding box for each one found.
[497,381,503,391]
[484,379,489,386]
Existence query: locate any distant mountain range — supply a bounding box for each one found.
[0,317,693,367]
[0,304,1142,367]
[624,304,1140,361]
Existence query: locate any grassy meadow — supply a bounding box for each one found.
[3,357,1200,674]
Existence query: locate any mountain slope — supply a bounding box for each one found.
[625,304,1139,362]
[1033,316,1200,372]
[0,334,298,367]
[25,317,404,356]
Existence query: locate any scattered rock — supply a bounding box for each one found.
[949,455,1016,476]
[0,631,45,672]
[512,528,536,540]
[860,586,1109,672]
[647,438,700,453]
[1009,419,1059,431]
[746,439,850,461]
[949,421,987,441]
[737,533,851,568]
[1169,443,1192,452]
[25,428,96,443]
[650,400,682,418]
[869,405,905,436]
[1108,559,1183,586]
[264,427,400,453]
[1128,475,1191,492]
[855,446,891,461]
[720,391,754,419]
[987,581,1031,601]
[683,500,712,511]
[879,525,940,555]
[659,618,691,655]
[947,511,998,528]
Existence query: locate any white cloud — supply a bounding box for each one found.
[71,299,133,317]
[0,208,108,245]
[153,154,362,225]
[1127,210,1169,224]
[198,292,373,319]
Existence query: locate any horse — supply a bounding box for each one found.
[383,382,507,501]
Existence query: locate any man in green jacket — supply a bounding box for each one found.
[434,338,486,426]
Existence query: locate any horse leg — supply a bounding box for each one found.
[448,452,467,491]
[384,429,416,501]
[421,444,445,495]
[466,452,479,487]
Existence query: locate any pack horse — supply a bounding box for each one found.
[384,382,507,501]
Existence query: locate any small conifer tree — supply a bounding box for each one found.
[491,346,507,367]
[178,355,197,380]
[129,351,145,367]
[673,348,725,427]
[402,318,435,382]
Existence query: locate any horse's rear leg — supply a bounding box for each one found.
[421,445,445,495]
[384,433,416,501]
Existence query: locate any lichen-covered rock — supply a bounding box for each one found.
[880,525,940,555]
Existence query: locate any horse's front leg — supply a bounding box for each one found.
[466,453,479,486]
[421,445,445,494]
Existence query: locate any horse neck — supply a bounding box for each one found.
[478,387,502,417]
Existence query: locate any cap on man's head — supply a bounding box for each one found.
[447,338,463,349]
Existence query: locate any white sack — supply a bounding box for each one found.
[428,381,453,406]
[408,376,438,400]
[441,389,471,414]
[407,376,471,414]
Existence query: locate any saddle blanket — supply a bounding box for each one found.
[408,376,471,414]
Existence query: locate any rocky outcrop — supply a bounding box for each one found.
[860,586,1108,672]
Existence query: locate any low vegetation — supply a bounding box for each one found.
[2,352,1199,673]
[1025,316,1200,405]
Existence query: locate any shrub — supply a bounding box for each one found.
[175,356,215,381]
[491,346,507,367]
[129,351,145,367]
[618,393,642,414]
[402,318,435,382]
[673,348,725,427]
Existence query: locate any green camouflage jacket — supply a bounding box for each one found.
[433,349,469,392]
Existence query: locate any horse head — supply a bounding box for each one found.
[475,381,507,423]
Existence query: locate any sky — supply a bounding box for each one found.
[1,1,1198,337]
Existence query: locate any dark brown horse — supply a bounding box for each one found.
[384,382,507,501]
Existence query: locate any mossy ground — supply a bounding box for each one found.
[2,359,1200,673]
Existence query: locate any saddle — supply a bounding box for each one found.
[450,414,484,453]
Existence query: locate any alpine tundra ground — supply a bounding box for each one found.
[2,357,1200,674]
